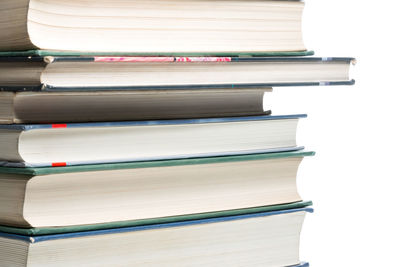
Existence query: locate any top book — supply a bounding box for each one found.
[0,0,308,55]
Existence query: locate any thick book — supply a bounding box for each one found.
[0,0,308,55]
[0,114,306,167]
[0,56,355,91]
[0,150,314,228]
[0,206,313,267]
[0,88,270,124]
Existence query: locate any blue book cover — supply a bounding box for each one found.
[0,114,307,131]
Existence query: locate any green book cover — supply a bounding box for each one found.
[0,150,315,176]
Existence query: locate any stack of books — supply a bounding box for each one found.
[0,1,354,266]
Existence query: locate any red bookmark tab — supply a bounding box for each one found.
[52,124,67,128]
[52,162,67,167]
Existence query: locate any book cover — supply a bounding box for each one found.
[0,50,315,57]
[0,150,315,175]
[0,114,307,131]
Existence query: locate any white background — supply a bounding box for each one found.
[265,0,400,266]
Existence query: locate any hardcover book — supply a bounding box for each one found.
[0,114,306,167]
[0,206,313,267]
[0,88,270,124]
[0,150,314,228]
[0,56,355,91]
[0,0,308,55]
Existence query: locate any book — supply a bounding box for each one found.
[0,114,306,167]
[0,150,314,228]
[0,88,270,124]
[0,0,308,55]
[0,56,355,91]
[0,201,312,236]
[0,206,313,267]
